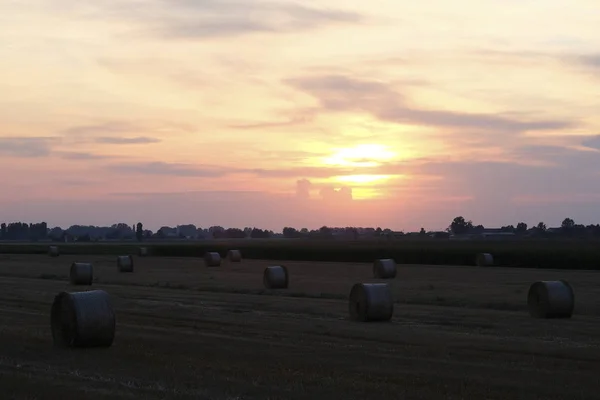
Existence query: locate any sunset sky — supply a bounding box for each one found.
[1,0,600,231]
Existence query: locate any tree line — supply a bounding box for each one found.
[0,216,599,242]
[448,216,600,236]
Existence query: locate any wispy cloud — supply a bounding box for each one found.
[576,54,600,69]
[61,121,135,137]
[284,74,575,133]
[228,110,316,130]
[57,152,117,160]
[256,149,329,162]
[60,121,189,145]
[150,0,363,39]
[0,137,60,158]
[582,135,600,150]
[106,162,233,177]
[81,0,364,40]
[105,160,404,179]
[95,136,161,144]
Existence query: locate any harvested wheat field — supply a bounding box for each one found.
[1,253,600,399]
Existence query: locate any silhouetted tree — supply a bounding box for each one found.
[136,222,143,241]
[561,218,575,232]
[283,227,301,238]
[449,216,473,234]
[516,222,527,234]
[319,226,333,238]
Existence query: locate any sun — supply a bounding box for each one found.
[335,174,393,184]
[323,144,396,167]
[319,144,401,195]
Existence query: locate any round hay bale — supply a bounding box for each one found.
[476,253,494,266]
[204,252,221,267]
[138,247,148,257]
[50,290,115,348]
[227,249,242,262]
[70,262,93,285]
[48,246,59,257]
[263,265,288,289]
[117,255,134,272]
[527,280,574,319]
[373,259,396,279]
[349,283,393,322]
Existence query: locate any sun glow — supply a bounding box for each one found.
[335,174,394,184]
[323,144,396,167]
[350,187,387,200]
[320,145,402,198]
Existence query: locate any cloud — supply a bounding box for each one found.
[57,152,117,160]
[257,149,328,162]
[412,147,600,201]
[0,137,59,158]
[581,135,600,150]
[60,121,191,146]
[153,0,363,39]
[295,179,311,199]
[228,110,316,130]
[61,121,135,137]
[577,54,600,69]
[285,75,575,133]
[61,120,192,139]
[105,160,394,179]
[58,179,96,187]
[95,136,161,144]
[86,0,364,40]
[320,186,352,202]
[107,162,232,177]
[108,190,265,199]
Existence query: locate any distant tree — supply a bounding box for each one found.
[419,227,427,236]
[136,222,143,241]
[473,224,485,233]
[1,223,6,239]
[319,226,333,238]
[449,216,473,234]
[283,227,301,238]
[500,225,515,233]
[561,218,575,231]
[225,228,245,238]
[208,226,225,239]
[345,227,359,240]
[536,222,547,231]
[76,234,91,242]
[250,228,270,238]
[516,222,528,234]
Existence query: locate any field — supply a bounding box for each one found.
[1,252,600,399]
[3,237,600,269]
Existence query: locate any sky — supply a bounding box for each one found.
[1,0,600,232]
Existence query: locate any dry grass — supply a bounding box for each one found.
[0,255,599,399]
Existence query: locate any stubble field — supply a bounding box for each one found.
[1,253,600,399]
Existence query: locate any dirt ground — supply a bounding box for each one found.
[0,254,599,399]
